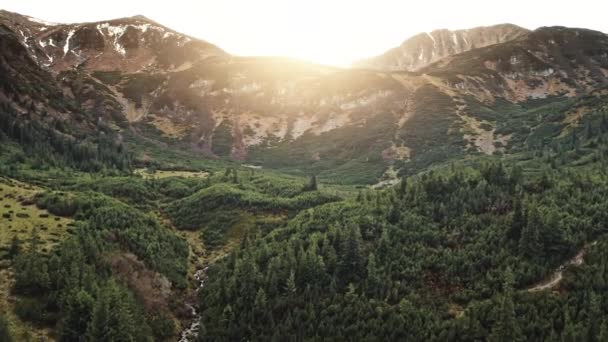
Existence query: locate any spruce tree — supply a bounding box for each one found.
[60,289,95,341]
[0,314,11,342]
[489,269,521,342]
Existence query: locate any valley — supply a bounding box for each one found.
[1,7,608,341]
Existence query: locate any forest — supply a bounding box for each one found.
[1,88,608,341]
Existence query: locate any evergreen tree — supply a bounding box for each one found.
[87,282,141,341]
[398,177,408,198]
[285,270,297,294]
[489,269,521,342]
[356,191,363,202]
[519,204,542,257]
[0,313,11,342]
[507,198,525,241]
[587,292,601,341]
[304,175,318,191]
[339,225,365,284]
[365,253,381,297]
[601,113,608,134]
[60,289,94,342]
[598,321,608,342]
[586,121,594,140]
[14,229,50,294]
[387,202,401,224]
[7,235,20,259]
[254,288,268,323]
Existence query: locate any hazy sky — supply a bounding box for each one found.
[2,0,607,66]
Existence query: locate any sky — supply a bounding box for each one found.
[2,0,607,66]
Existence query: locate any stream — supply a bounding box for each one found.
[178,267,208,342]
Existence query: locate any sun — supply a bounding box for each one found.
[177,1,401,68]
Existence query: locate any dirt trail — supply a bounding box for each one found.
[528,241,598,292]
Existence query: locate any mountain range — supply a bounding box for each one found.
[1,9,608,183]
[4,8,608,342]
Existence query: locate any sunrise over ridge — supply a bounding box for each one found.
[3,0,608,66]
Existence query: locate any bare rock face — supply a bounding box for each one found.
[355,24,529,71]
[71,26,106,50]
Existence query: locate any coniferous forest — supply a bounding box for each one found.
[2,103,608,341]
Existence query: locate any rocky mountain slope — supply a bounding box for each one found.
[0,10,226,73]
[355,24,529,71]
[1,10,608,182]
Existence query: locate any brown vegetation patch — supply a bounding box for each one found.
[105,253,172,313]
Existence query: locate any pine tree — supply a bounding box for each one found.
[374,192,382,214]
[507,198,525,241]
[0,313,11,342]
[87,282,140,341]
[598,321,608,342]
[586,121,594,140]
[561,310,578,342]
[387,203,401,224]
[601,113,608,133]
[87,286,111,341]
[356,191,363,202]
[489,268,522,342]
[365,253,381,297]
[304,175,318,191]
[254,288,268,322]
[7,235,20,259]
[571,129,578,150]
[220,304,237,340]
[587,292,601,340]
[60,289,95,341]
[14,229,49,294]
[398,177,408,198]
[519,204,542,257]
[339,225,365,283]
[377,228,390,262]
[285,269,297,294]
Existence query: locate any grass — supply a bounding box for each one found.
[0,178,72,254]
[0,177,73,342]
[134,168,209,179]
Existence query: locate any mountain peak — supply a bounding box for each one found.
[0,10,228,73]
[354,23,529,71]
[129,14,152,21]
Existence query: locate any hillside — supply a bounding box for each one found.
[2,12,608,183]
[3,8,608,342]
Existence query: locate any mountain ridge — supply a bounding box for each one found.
[2,11,608,182]
[354,23,529,71]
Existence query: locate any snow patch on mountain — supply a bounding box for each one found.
[96,23,129,55]
[426,32,436,46]
[63,30,75,55]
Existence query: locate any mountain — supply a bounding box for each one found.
[2,11,608,183]
[422,26,608,101]
[355,24,529,71]
[0,10,227,72]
